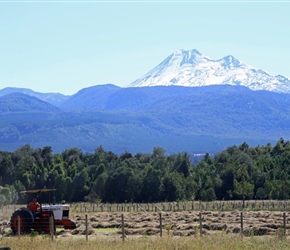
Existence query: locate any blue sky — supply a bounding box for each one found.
[0,1,289,95]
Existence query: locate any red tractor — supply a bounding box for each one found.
[10,189,76,234]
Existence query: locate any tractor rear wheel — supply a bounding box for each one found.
[10,209,34,234]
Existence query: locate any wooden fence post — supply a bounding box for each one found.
[85,214,88,241]
[17,215,20,238]
[159,213,162,237]
[283,212,286,239]
[240,212,243,238]
[199,212,202,237]
[49,215,54,241]
[121,214,125,241]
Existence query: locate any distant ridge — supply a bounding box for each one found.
[0,92,60,112]
[0,87,69,106]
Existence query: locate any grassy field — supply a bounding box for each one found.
[1,234,290,250]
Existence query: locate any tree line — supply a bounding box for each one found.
[0,138,290,205]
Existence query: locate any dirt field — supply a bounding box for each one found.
[1,210,290,238]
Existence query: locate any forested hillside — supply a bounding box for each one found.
[0,138,289,205]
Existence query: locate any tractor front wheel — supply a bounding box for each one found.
[63,219,77,229]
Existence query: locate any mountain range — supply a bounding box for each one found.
[0,49,289,155]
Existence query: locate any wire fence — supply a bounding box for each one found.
[69,200,290,213]
[2,200,290,215]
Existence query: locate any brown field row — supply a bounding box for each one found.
[1,210,290,238]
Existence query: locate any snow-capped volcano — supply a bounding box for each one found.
[128,49,290,93]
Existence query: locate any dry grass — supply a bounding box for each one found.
[1,234,290,250]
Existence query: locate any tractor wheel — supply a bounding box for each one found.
[10,209,34,234]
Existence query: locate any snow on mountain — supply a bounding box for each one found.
[128,49,290,93]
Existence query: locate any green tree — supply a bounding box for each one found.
[233,164,254,204]
[71,169,90,201]
[161,172,186,201]
[103,165,140,203]
[140,165,162,202]
[200,187,216,201]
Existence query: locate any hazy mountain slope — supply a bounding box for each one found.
[0,87,69,106]
[0,85,289,154]
[74,85,197,111]
[139,85,290,140]
[129,49,290,93]
[60,84,120,110]
[0,93,60,112]
[0,111,249,154]
[61,85,200,111]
